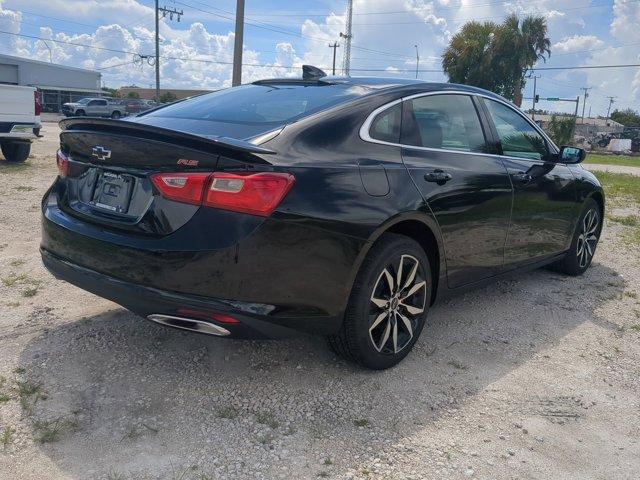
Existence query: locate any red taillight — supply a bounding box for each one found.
[34,90,42,116]
[150,172,210,205]
[204,172,295,216]
[56,150,69,177]
[150,171,295,216]
[176,308,240,324]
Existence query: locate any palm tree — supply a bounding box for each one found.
[441,14,550,105]
[442,21,498,91]
[497,14,551,106]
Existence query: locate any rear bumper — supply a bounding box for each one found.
[41,248,340,339]
[41,184,367,338]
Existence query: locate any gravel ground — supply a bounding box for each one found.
[584,163,640,176]
[1,123,639,480]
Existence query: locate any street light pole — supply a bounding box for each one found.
[580,87,592,124]
[155,0,160,103]
[329,42,339,75]
[232,0,245,86]
[414,45,419,79]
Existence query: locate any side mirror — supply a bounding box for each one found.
[559,146,586,164]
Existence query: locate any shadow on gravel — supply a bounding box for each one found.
[19,261,625,479]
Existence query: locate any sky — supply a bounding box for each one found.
[0,0,639,116]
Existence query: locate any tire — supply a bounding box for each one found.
[1,141,31,163]
[554,198,602,276]
[75,110,86,116]
[327,233,432,369]
[111,111,121,119]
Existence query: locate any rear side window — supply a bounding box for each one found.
[401,94,486,152]
[483,99,549,160]
[145,83,369,125]
[369,103,401,143]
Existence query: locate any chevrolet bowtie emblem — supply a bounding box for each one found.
[92,146,111,161]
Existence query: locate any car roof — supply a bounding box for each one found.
[252,75,506,102]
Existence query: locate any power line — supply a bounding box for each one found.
[240,0,640,16]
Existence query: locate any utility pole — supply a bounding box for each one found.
[340,0,353,75]
[232,0,245,86]
[328,42,339,75]
[529,74,540,121]
[606,96,616,120]
[155,1,183,102]
[414,44,419,79]
[580,87,592,124]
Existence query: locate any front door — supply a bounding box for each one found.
[400,93,513,288]
[480,98,577,267]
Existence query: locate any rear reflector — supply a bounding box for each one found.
[56,150,69,177]
[176,308,241,324]
[150,171,295,216]
[34,90,42,116]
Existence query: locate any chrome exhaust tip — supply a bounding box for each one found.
[147,314,231,336]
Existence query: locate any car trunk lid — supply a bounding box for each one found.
[57,118,276,236]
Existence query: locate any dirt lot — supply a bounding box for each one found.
[0,123,639,480]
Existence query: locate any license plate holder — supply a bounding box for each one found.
[90,171,134,214]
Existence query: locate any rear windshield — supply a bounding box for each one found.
[144,83,370,125]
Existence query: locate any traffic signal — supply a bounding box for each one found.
[534,94,540,104]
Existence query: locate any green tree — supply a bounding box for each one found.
[442,21,499,91]
[545,115,576,146]
[442,14,551,106]
[126,91,140,99]
[610,108,640,126]
[497,14,551,106]
[159,91,177,103]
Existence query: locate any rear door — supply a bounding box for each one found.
[87,99,107,116]
[480,98,577,267]
[399,93,513,288]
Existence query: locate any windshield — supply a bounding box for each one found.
[144,83,370,125]
[76,98,91,105]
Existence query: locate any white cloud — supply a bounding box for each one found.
[553,35,604,54]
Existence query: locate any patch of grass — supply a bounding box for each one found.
[14,379,45,415]
[22,286,39,297]
[0,394,10,403]
[317,472,330,478]
[353,418,370,428]
[593,171,640,204]
[1,273,28,287]
[9,259,25,267]
[1,426,15,449]
[630,324,640,332]
[13,186,36,192]
[256,432,275,445]
[13,367,25,375]
[585,154,640,168]
[5,301,20,308]
[608,214,640,246]
[323,457,334,466]
[255,411,279,429]
[448,359,467,370]
[107,469,126,480]
[216,406,238,419]
[33,416,78,444]
[608,215,640,227]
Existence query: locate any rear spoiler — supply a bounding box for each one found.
[59,117,276,155]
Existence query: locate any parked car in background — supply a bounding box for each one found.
[0,84,41,163]
[61,98,124,118]
[41,68,604,369]
[120,98,158,115]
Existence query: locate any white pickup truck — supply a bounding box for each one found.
[0,84,42,163]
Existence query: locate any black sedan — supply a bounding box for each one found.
[41,67,604,369]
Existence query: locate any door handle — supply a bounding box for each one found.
[424,170,452,184]
[512,172,532,183]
